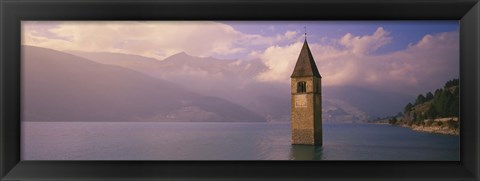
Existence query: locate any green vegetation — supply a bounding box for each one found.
[403,78,459,124]
[385,79,460,135]
[388,117,398,125]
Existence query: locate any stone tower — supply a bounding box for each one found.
[290,39,322,145]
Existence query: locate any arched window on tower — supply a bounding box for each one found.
[297,81,306,93]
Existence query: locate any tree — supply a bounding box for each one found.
[426,119,434,126]
[396,112,403,117]
[404,103,413,113]
[433,89,451,117]
[417,113,425,123]
[447,119,458,129]
[434,89,443,98]
[415,94,426,105]
[445,78,459,88]
[437,121,443,127]
[449,87,459,116]
[427,105,437,119]
[389,117,398,125]
[426,92,434,101]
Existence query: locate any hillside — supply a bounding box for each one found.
[69,50,417,123]
[23,46,266,122]
[323,85,413,118]
[67,51,284,119]
[385,79,459,135]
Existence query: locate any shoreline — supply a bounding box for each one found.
[397,124,459,136]
[368,122,390,125]
[367,122,459,136]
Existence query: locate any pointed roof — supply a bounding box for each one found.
[291,40,321,78]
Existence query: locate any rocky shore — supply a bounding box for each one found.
[374,117,460,136]
[402,124,459,136]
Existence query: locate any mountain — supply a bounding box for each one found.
[322,98,372,123]
[68,50,267,84]
[68,50,286,119]
[69,50,413,123]
[23,46,266,122]
[323,85,414,118]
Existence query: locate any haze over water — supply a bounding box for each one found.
[22,122,459,160]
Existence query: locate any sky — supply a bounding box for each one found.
[22,21,459,96]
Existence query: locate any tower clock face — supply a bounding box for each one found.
[295,94,307,108]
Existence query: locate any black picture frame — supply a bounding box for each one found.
[1,0,479,180]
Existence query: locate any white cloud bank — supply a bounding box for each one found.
[22,21,295,60]
[22,22,459,95]
[256,27,459,95]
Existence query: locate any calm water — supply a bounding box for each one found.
[21,122,459,160]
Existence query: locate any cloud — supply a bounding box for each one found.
[256,42,303,82]
[283,30,299,40]
[339,27,392,55]
[22,21,459,95]
[256,29,459,95]
[22,21,300,60]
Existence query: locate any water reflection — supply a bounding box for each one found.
[289,145,324,160]
[23,122,459,160]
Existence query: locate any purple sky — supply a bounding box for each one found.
[22,21,459,96]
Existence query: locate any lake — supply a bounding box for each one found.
[21,122,459,160]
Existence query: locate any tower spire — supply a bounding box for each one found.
[304,26,307,41]
[291,36,321,78]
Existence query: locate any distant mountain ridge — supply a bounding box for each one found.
[323,85,414,118]
[23,46,265,122]
[68,50,290,120]
[67,50,414,123]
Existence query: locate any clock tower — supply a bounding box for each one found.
[290,38,322,145]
